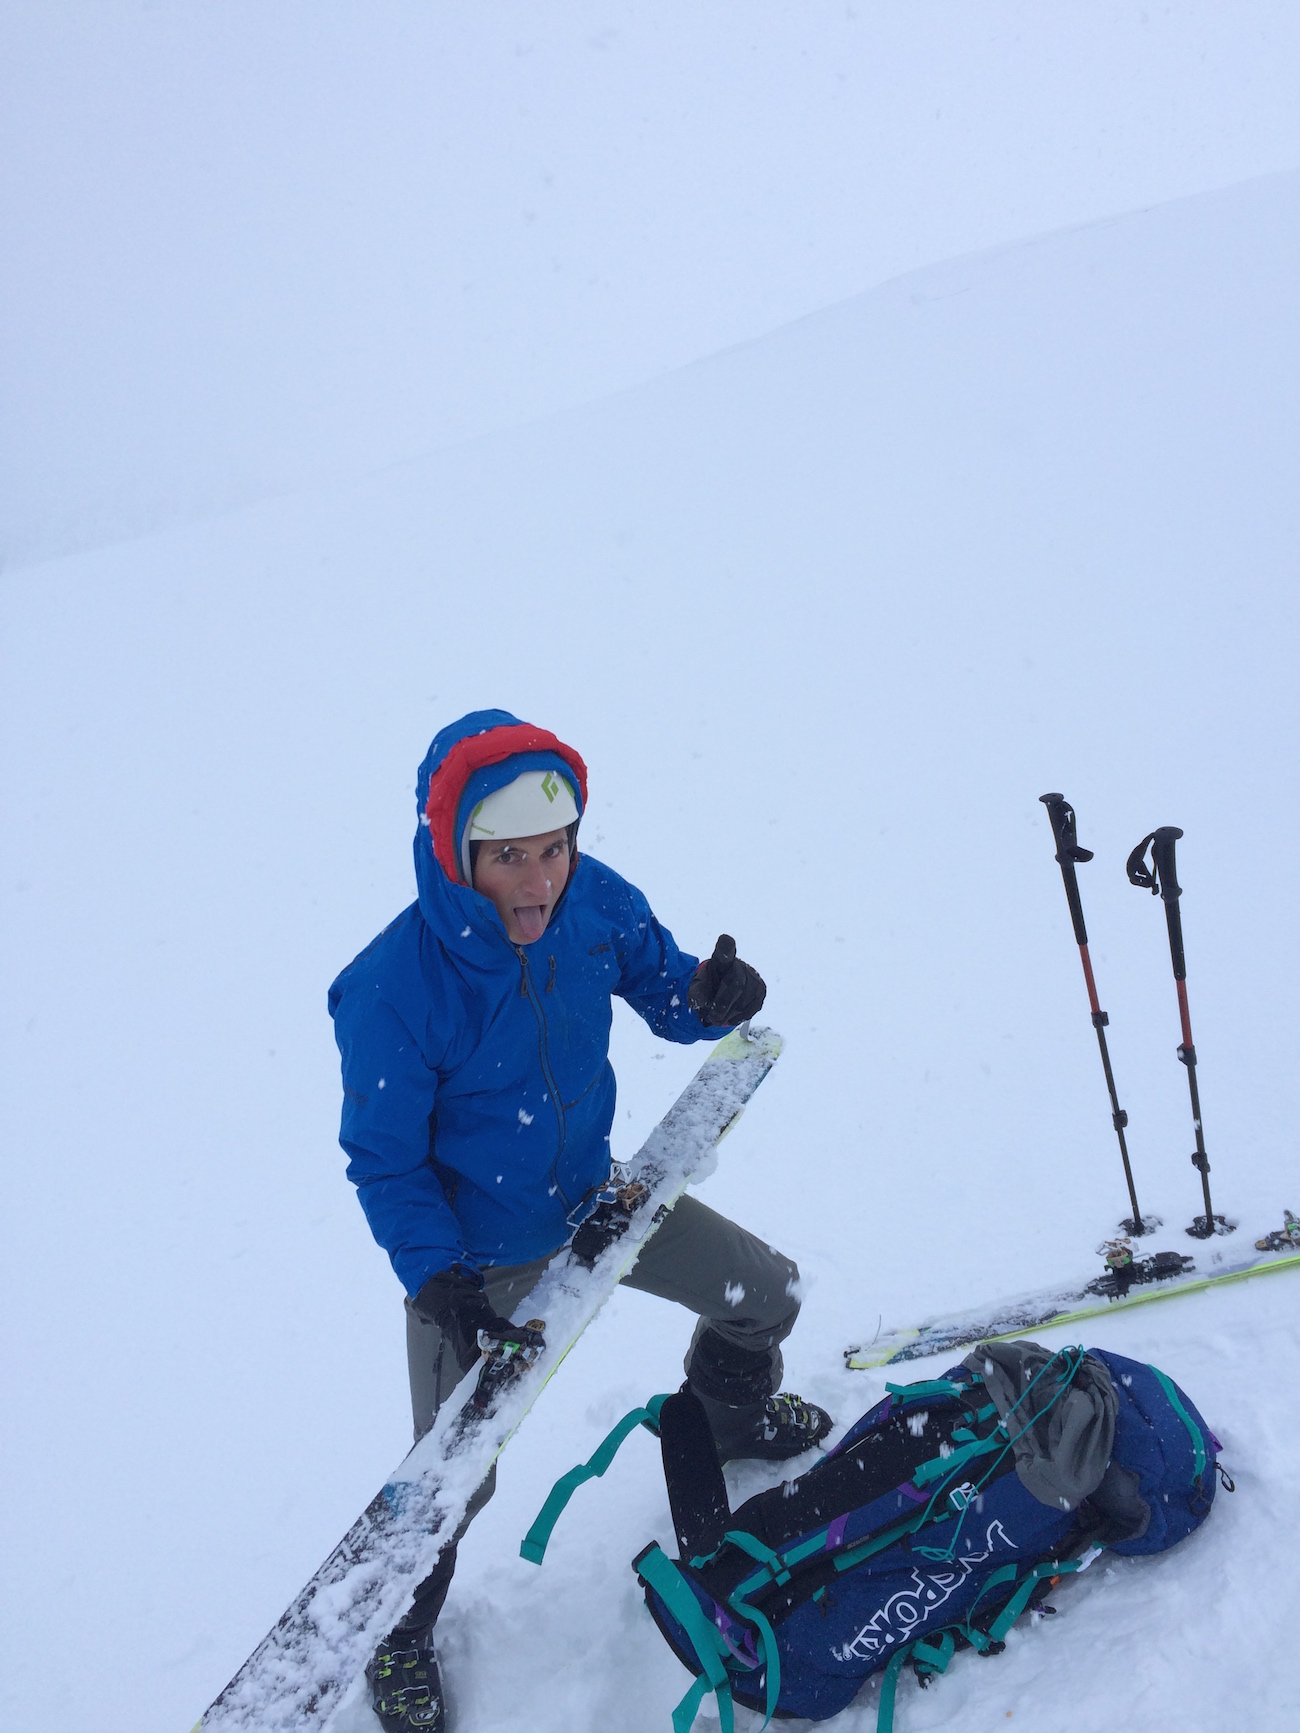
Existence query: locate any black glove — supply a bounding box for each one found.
[412,1265,546,1374]
[687,934,766,1027]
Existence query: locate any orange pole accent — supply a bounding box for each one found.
[1078,944,1102,1016]
[1175,977,1194,1050]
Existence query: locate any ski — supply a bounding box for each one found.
[190,1024,782,1733]
[845,1220,1300,1369]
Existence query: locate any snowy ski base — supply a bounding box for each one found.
[846,1233,1300,1368]
[191,1024,781,1733]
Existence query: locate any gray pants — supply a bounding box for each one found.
[406,1192,800,1450]
[395,1195,798,1635]
[396,1194,800,1631]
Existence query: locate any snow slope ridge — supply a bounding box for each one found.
[3,170,1298,1733]
[11,7,1300,570]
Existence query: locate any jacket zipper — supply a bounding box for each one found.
[516,946,569,1206]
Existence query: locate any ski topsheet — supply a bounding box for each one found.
[191,1024,782,1733]
[845,1237,1300,1369]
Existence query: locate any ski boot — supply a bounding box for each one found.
[1255,1210,1300,1253]
[366,1627,445,1732]
[733,1392,834,1462]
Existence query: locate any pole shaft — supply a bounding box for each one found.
[1090,1006,1143,1230]
[1040,794,1144,1230]
[1131,824,1223,1235]
[1176,981,1214,1220]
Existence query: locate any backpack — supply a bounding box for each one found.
[521,1341,1225,1732]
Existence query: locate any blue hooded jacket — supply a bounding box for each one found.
[328,710,724,1296]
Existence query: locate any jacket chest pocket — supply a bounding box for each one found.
[534,962,613,1108]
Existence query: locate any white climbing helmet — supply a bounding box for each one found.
[460,769,579,882]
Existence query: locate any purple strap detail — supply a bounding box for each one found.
[713,1605,759,1666]
[1210,1430,1223,1455]
[825,1514,849,1551]
[897,1480,929,1505]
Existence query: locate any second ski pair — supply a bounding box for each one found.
[1039,794,1232,1242]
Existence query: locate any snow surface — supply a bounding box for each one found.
[9,3,1300,568]
[4,167,1300,1732]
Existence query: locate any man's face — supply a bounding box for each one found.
[471,827,571,945]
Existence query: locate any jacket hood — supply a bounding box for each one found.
[413,709,588,951]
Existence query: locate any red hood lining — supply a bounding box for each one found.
[424,722,589,884]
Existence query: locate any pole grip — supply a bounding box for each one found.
[1039,793,1093,946]
[1150,827,1183,901]
[1127,826,1186,980]
[1162,887,1187,983]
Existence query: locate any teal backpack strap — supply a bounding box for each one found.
[910,1630,956,1678]
[955,1562,1020,1648]
[832,1508,930,1573]
[669,1675,716,1733]
[910,1428,1005,1487]
[884,1377,972,1400]
[1149,1366,1207,1476]
[874,1551,1100,1732]
[724,1591,780,1729]
[656,1528,784,1726]
[634,1544,735,1733]
[520,1394,670,1565]
[985,1556,1089,1643]
[875,1642,914,1733]
[720,1530,792,1585]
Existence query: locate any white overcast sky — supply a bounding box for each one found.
[4,1,1300,566]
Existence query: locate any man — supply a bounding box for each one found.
[329,710,830,1732]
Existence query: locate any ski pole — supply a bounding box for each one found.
[1126,826,1232,1239]
[1039,794,1150,1235]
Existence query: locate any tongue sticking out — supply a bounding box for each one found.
[514,904,548,944]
